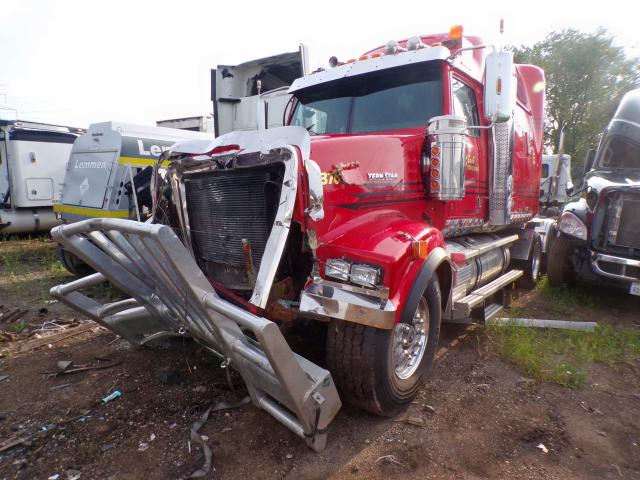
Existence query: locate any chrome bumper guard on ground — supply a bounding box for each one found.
[592,252,640,282]
[50,218,340,452]
[299,278,396,329]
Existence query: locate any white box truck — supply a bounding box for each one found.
[0,120,82,234]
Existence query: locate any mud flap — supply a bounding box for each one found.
[50,218,340,451]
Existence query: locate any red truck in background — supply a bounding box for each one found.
[51,27,546,451]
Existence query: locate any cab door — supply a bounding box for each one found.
[451,76,488,220]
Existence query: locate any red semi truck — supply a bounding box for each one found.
[51,27,546,450]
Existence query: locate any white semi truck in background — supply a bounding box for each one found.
[0,120,82,234]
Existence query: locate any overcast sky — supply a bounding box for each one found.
[1,0,637,128]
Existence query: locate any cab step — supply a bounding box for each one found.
[452,269,523,318]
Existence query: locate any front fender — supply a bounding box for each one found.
[315,212,451,324]
[396,247,452,325]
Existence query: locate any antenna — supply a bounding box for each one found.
[498,18,505,52]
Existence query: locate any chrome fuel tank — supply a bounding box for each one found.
[446,234,511,302]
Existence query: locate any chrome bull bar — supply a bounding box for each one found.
[50,218,340,452]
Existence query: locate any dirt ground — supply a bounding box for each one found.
[1,237,640,480]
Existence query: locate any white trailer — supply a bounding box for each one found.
[156,115,214,133]
[0,120,82,234]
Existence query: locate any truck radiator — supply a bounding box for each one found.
[183,166,283,287]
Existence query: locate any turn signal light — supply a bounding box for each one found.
[411,240,429,260]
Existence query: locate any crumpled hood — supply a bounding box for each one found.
[586,169,640,192]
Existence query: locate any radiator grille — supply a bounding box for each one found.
[615,197,640,249]
[184,169,279,268]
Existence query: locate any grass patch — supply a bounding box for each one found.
[535,275,596,310]
[0,236,72,307]
[486,322,640,388]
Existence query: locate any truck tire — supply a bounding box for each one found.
[326,277,441,416]
[547,234,574,287]
[515,234,542,289]
[57,246,93,277]
[540,225,557,275]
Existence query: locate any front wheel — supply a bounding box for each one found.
[326,277,441,416]
[57,246,94,277]
[547,234,575,287]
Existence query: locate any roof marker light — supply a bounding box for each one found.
[384,40,406,55]
[406,36,425,50]
[449,25,463,40]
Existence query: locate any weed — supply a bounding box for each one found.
[13,319,28,334]
[535,275,596,310]
[485,322,640,388]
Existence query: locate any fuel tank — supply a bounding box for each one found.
[446,234,511,302]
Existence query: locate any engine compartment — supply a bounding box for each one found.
[153,146,313,310]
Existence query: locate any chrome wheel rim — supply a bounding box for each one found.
[393,297,429,380]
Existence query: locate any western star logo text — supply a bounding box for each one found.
[367,172,399,180]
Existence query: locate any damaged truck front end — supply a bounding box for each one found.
[50,126,339,451]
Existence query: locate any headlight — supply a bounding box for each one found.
[325,259,350,281]
[558,211,587,240]
[350,264,380,287]
[324,258,381,287]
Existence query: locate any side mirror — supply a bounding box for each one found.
[483,51,517,123]
[584,148,596,174]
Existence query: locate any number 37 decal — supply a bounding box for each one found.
[321,172,343,185]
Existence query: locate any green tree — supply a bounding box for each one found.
[512,28,640,179]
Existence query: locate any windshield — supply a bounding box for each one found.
[290,62,442,134]
[596,135,640,169]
